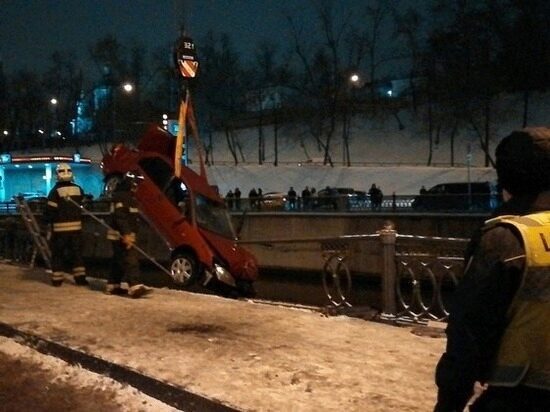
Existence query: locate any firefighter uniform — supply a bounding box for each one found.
[44,164,87,287]
[106,178,150,298]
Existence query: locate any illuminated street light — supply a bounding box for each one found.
[122,83,134,93]
[113,82,136,138]
[2,130,8,136]
[50,98,58,105]
[349,73,360,84]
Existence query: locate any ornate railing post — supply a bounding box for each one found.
[379,221,397,320]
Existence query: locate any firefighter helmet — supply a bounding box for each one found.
[55,163,73,182]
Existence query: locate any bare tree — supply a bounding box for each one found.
[8,71,45,150]
[252,41,279,164]
[498,0,550,127]
[43,51,83,145]
[195,31,247,165]
[423,0,504,166]
[393,7,424,113]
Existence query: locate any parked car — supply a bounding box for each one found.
[316,187,367,211]
[411,182,497,212]
[261,191,287,210]
[101,124,258,297]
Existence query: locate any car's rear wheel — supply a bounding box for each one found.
[103,174,123,198]
[170,252,199,287]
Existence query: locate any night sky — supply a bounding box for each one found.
[0,0,368,75]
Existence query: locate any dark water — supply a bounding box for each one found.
[85,259,383,309]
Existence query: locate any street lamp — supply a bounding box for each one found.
[112,82,135,140]
[49,97,60,143]
[122,83,133,93]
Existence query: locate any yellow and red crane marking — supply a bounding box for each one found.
[178,60,199,78]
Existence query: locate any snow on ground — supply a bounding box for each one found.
[0,336,179,411]
[0,264,447,412]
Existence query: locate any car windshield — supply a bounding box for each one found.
[195,194,235,239]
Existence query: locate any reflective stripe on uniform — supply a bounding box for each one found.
[52,221,82,232]
[51,271,64,281]
[107,229,120,240]
[129,207,139,213]
[115,202,124,209]
[47,200,58,208]
[56,185,81,198]
[73,266,85,276]
[106,283,121,292]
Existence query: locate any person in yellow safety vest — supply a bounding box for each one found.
[43,163,88,287]
[434,127,550,411]
[105,175,151,298]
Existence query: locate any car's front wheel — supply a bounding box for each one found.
[170,252,199,287]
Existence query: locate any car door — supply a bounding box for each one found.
[137,157,191,246]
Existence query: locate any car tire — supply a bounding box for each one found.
[103,174,123,198]
[170,252,199,287]
[236,279,256,298]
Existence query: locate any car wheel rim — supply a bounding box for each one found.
[171,257,193,284]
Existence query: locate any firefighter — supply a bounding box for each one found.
[105,175,151,298]
[44,163,88,287]
[434,127,550,411]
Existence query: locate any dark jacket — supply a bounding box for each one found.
[108,188,140,240]
[434,191,550,411]
[44,181,84,233]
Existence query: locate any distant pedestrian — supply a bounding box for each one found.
[310,187,317,209]
[248,188,258,210]
[257,188,263,210]
[420,185,427,195]
[287,186,297,210]
[234,187,241,210]
[225,190,234,210]
[301,186,311,210]
[369,184,383,211]
[44,163,88,287]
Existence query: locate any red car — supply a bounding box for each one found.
[101,124,258,296]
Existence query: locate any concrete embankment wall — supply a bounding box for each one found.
[235,212,485,274]
[73,212,485,273]
[2,212,485,273]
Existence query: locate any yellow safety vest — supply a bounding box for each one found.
[484,212,550,390]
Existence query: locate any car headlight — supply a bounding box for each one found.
[214,263,236,287]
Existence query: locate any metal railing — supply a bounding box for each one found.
[1,201,469,323]
[226,194,495,214]
[0,194,495,216]
[243,226,468,323]
[322,229,467,322]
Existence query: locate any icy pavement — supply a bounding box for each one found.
[0,263,445,411]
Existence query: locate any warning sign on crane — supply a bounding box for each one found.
[174,35,199,78]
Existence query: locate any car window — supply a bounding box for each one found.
[165,178,189,210]
[195,194,235,239]
[138,157,173,190]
